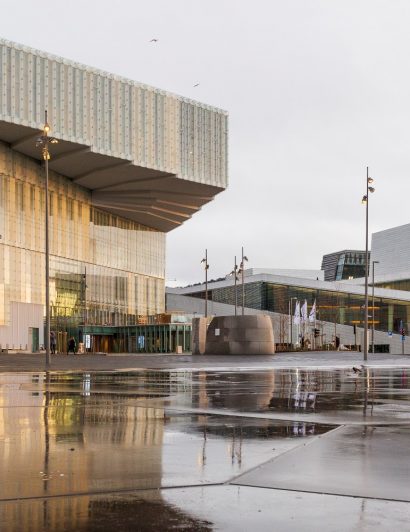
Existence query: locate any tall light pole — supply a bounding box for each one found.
[36,111,58,367]
[200,250,209,317]
[238,247,248,315]
[371,260,379,354]
[229,257,239,316]
[361,167,375,362]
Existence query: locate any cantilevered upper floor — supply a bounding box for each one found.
[0,39,228,231]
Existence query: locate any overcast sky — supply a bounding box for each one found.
[1,0,410,285]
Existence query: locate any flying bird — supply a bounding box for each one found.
[150,38,159,43]
[193,83,200,87]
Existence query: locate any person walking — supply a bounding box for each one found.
[67,336,76,355]
[50,331,57,355]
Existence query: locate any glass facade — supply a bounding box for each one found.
[375,279,410,292]
[0,142,165,336]
[187,281,410,333]
[321,250,368,281]
[335,251,367,280]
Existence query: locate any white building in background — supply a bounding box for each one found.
[370,223,410,278]
[167,223,410,355]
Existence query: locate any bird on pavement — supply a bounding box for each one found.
[149,38,159,43]
[352,366,362,374]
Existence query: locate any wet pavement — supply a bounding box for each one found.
[1,350,410,372]
[1,364,410,530]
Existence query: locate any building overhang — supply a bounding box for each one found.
[0,120,223,232]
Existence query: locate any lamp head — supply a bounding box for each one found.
[361,195,367,204]
[368,186,375,193]
[44,123,50,134]
[367,177,374,184]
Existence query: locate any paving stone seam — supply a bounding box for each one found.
[0,483,225,504]
[4,483,409,507]
[229,482,410,505]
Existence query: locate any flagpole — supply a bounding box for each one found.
[314,315,317,350]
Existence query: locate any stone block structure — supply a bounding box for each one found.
[205,315,275,355]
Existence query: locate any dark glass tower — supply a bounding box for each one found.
[321,250,369,281]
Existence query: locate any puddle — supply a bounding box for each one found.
[1,367,410,530]
[0,370,333,500]
[1,486,410,532]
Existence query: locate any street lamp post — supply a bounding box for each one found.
[36,111,58,367]
[371,260,379,354]
[201,250,209,317]
[238,247,248,315]
[361,167,375,362]
[229,257,239,316]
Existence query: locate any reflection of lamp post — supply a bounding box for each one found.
[238,247,248,315]
[289,296,297,350]
[36,111,58,367]
[371,260,379,354]
[200,250,209,317]
[361,167,375,362]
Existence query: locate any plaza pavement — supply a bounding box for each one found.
[1,351,410,530]
[1,350,410,372]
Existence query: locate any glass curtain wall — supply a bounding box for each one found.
[187,281,410,333]
[0,143,165,335]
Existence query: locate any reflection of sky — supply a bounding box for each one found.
[160,415,327,487]
[163,486,408,532]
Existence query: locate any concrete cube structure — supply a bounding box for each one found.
[205,315,275,355]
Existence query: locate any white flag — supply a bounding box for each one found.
[301,300,308,323]
[293,301,300,325]
[309,300,316,323]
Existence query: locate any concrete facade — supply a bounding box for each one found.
[0,39,228,232]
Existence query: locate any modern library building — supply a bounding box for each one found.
[0,39,228,352]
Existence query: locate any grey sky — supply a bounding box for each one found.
[1,0,409,285]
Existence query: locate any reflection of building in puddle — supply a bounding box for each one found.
[191,417,324,441]
[292,391,316,409]
[0,373,166,531]
[196,371,276,411]
[2,490,214,532]
[268,369,377,413]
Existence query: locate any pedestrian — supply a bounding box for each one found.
[67,336,76,355]
[50,331,57,355]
